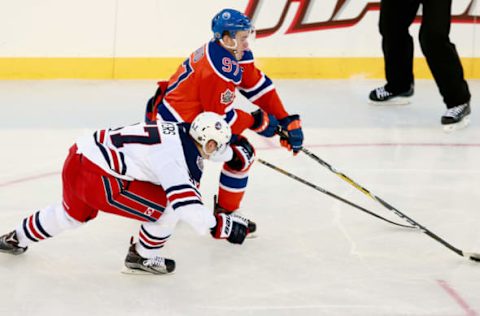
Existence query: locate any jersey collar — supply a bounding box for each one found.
[206,41,242,84]
[178,124,203,182]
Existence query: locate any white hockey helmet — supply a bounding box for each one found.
[189,112,232,155]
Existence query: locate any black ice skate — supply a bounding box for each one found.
[0,231,28,255]
[123,243,175,275]
[441,102,471,132]
[369,85,414,105]
[213,195,257,235]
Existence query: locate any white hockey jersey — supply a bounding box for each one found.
[76,122,216,234]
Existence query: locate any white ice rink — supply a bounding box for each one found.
[0,79,479,316]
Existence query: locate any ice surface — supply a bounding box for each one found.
[0,79,479,316]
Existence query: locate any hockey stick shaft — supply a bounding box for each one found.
[296,146,480,261]
[257,158,415,229]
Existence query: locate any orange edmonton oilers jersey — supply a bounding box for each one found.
[154,40,289,135]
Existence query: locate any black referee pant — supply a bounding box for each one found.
[379,0,470,108]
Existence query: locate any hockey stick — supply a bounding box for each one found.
[259,158,480,261]
[256,158,414,229]
[277,128,480,261]
[298,147,480,261]
[279,128,403,209]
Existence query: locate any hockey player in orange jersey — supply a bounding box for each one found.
[145,8,304,226]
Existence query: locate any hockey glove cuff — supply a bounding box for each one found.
[278,114,304,154]
[226,136,256,172]
[211,213,250,244]
[250,109,279,138]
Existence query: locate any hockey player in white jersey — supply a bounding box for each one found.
[0,112,254,274]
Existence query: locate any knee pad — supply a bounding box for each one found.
[46,202,83,232]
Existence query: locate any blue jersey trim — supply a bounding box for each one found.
[225,109,236,124]
[207,41,242,84]
[178,126,203,183]
[157,102,179,122]
[239,50,254,63]
[240,75,273,100]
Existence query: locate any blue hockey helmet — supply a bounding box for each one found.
[211,8,252,40]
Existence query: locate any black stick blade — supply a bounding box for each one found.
[464,252,480,262]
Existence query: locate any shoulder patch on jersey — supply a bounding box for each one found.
[220,88,236,105]
[193,45,205,63]
[206,41,242,84]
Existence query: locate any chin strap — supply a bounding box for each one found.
[219,38,238,53]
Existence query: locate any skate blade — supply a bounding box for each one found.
[443,115,471,133]
[247,232,258,239]
[368,97,411,106]
[121,267,174,275]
